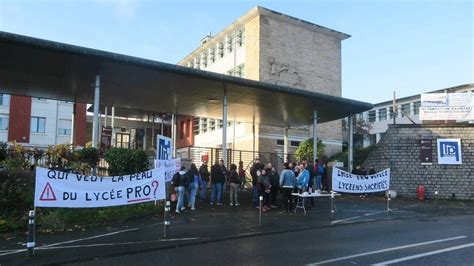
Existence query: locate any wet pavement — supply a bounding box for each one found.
[1,191,473,265]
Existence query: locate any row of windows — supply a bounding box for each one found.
[367,101,421,123]
[276,139,301,147]
[187,29,245,70]
[227,64,245,78]
[193,117,239,135]
[0,114,71,135]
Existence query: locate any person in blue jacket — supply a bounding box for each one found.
[296,163,310,192]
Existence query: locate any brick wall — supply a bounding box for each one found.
[363,124,474,200]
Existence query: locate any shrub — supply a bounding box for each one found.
[105,148,149,176]
[77,147,99,168]
[294,138,325,162]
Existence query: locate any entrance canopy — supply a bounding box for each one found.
[0,31,372,127]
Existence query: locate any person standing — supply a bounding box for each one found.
[229,164,240,206]
[250,158,263,206]
[210,161,225,206]
[187,164,200,211]
[314,159,324,191]
[199,161,210,201]
[173,166,188,214]
[267,164,279,208]
[297,163,310,192]
[258,169,272,211]
[238,161,246,191]
[280,163,296,214]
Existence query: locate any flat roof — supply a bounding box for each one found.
[0,31,372,127]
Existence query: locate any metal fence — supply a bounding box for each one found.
[176,146,297,185]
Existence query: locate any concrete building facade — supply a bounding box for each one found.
[177,6,350,157]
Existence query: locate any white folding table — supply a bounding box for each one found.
[292,192,341,216]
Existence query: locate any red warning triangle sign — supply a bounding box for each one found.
[40,182,57,201]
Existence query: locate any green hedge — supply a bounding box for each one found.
[105,148,149,176]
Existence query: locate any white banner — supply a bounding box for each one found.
[420,93,473,120]
[34,167,165,208]
[332,167,390,193]
[154,158,181,182]
[437,138,462,165]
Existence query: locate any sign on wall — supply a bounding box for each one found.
[154,158,181,182]
[420,139,433,165]
[34,167,165,208]
[437,139,462,165]
[332,167,390,193]
[157,135,173,160]
[420,93,473,121]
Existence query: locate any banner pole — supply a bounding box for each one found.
[330,191,335,220]
[164,200,170,239]
[386,190,391,215]
[259,196,263,227]
[27,210,36,256]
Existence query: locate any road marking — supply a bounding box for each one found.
[373,242,474,265]
[0,223,163,257]
[35,237,200,250]
[306,235,467,265]
[331,216,361,224]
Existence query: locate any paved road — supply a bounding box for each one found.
[73,214,474,266]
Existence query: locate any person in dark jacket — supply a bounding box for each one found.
[238,161,246,191]
[210,161,225,205]
[266,163,279,208]
[228,164,240,206]
[173,166,188,214]
[250,158,263,206]
[199,161,210,201]
[258,169,271,211]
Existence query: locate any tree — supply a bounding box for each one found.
[294,138,325,162]
[342,115,372,135]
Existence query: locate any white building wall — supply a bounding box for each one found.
[204,46,245,74]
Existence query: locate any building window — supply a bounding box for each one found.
[226,35,233,53]
[0,114,9,130]
[202,53,208,68]
[378,108,387,120]
[194,58,200,70]
[236,29,245,47]
[59,100,73,104]
[401,103,410,117]
[193,118,200,136]
[414,101,421,115]
[389,108,396,119]
[368,110,376,123]
[276,139,284,145]
[290,141,300,147]
[116,133,130,149]
[209,48,216,63]
[209,119,216,131]
[31,117,46,133]
[0,94,10,106]
[58,119,72,135]
[218,119,223,129]
[188,61,194,68]
[218,42,224,58]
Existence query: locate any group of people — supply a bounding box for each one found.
[172,159,245,214]
[172,157,328,214]
[250,158,328,214]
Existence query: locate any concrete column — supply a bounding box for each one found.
[151,115,155,147]
[348,115,354,172]
[222,90,228,165]
[70,102,76,144]
[283,126,289,162]
[92,75,100,148]
[313,110,318,162]
[375,109,380,122]
[143,128,147,151]
[171,114,176,158]
[410,102,415,116]
[104,106,108,127]
[111,106,115,147]
[252,118,256,159]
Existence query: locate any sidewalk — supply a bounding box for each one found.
[1,191,473,265]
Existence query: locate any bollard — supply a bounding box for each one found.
[27,210,35,256]
[259,196,263,227]
[386,191,391,215]
[164,200,170,239]
[330,191,335,220]
[435,191,439,210]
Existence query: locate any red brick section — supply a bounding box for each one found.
[8,95,32,143]
[73,103,87,146]
[176,115,194,148]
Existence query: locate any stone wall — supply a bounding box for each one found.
[363,124,474,200]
